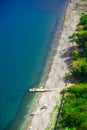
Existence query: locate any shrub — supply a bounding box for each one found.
[70,50,80,60]
[78,14,87,26]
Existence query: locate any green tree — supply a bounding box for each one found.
[79,14,87,25]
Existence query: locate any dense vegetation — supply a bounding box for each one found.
[70,14,87,82]
[58,13,87,130]
[59,84,87,130]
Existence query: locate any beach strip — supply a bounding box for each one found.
[25,0,86,130]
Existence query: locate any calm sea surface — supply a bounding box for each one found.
[0,0,67,129]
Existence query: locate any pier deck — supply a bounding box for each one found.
[29,84,73,93]
[29,88,59,92]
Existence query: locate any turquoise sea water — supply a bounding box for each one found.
[0,0,67,129]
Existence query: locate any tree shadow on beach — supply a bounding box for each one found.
[60,46,74,65]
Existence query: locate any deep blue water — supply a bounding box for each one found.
[0,0,67,129]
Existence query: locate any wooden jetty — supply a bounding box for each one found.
[29,87,59,93]
[29,84,74,93]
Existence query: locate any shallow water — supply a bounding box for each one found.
[0,0,67,129]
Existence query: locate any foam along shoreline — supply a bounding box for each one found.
[25,0,87,130]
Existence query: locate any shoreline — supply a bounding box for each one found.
[31,0,71,90]
[24,0,84,130]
